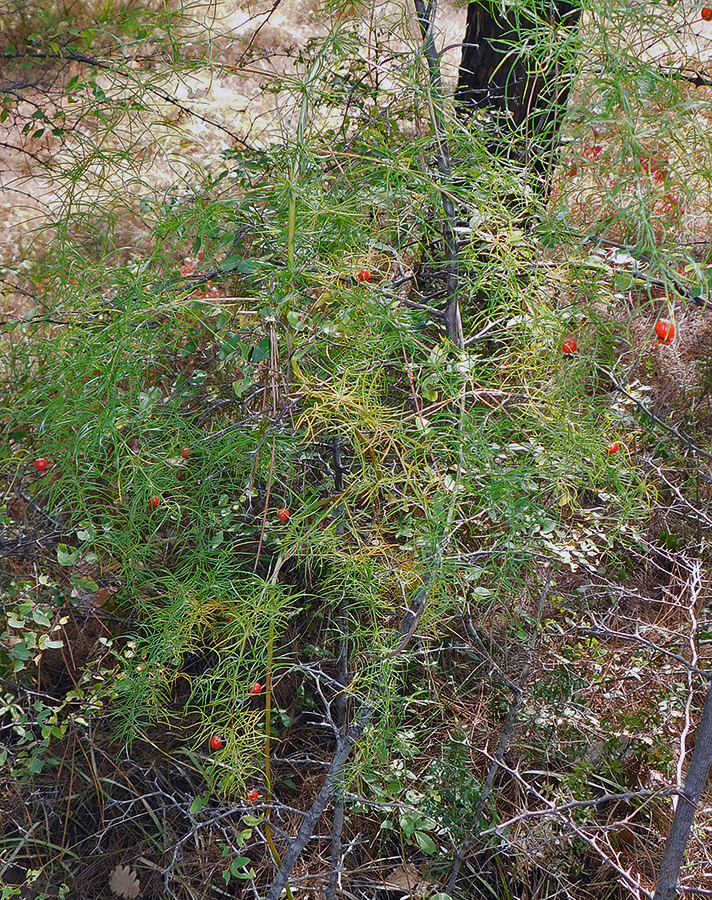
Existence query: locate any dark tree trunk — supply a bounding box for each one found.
[456,1,582,178]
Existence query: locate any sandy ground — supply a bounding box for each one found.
[3,0,712,309]
[0,0,465,299]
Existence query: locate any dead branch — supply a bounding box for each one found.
[654,678,712,900]
[446,581,549,895]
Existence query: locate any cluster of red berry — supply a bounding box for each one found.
[562,318,675,358]
[562,318,675,456]
[209,682,264,800]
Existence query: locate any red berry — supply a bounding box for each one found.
[276,508,290,522]
[149,496,160,508]
[357,269,370,282]
[607,442,620,455]
[209,735,223,751]
[654,319,675,345]
[247,789,259,802]
[249,682,262,695]
[562,339,578,355]
[702,7,712,20]
[34,458,49,472]
[180,447,192,459]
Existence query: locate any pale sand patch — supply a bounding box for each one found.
[0,0,465,315]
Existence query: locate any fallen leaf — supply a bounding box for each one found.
[109,864,140,899]
[385,863,422,892]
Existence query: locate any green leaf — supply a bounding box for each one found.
[219,333,243,361]
[230,858,250,876]
[233,378,253,398]
[77,523,97,542]
[11,642,32,660]
[40,638,65,650]
[251,339,270,363]
[57,544,80,566]
[413,831,437,854]
[190,795,206,814]
[32,608,52,627]
[221,257,257,274]
[613,272,635,292]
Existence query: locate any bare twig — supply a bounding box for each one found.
[598,366,712,465]
[578,620,711,679]
[446,581,550,894]
[585,235,712,312]
[489,757,656,900]
[654,678,712,900]
[326,437,349,900]
[675,562,703,810]
[264,707,373,900]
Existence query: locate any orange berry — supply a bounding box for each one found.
[276,508,290,522]
[654,319,675,345]
[562,339,578,355]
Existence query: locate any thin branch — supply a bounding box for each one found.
[675,562,703,810]
[585,235,712,312]
[446,581,550,894]
[264,707,373,900]
[326,437,349,900]
[579,620,712,680]
[598,366,712,465]
[19,49,252,148]
[654,679,712,900]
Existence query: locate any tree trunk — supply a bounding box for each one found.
[456,1,581,180]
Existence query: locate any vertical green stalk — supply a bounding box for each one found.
[261,559,293,900]
[287,188,296,273]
